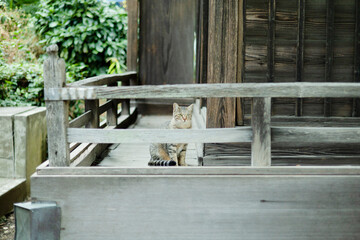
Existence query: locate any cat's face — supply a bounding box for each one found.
[172,103,194,129]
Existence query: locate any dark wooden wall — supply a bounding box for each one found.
[139,0,196,86]
[205,0,360,128]
[202,0,360,166]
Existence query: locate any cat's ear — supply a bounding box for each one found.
[173,103,179,113]
[187,104,194,113]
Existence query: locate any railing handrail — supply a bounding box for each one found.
[45,82,360,101]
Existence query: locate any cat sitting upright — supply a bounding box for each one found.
[148,103,194,166]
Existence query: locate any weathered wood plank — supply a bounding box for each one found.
[296,0,305,116]
[139,0,195,85]
[237,0,246,126]
[69,110,92,128]
[127,0,139,71]
[251,98,271,166]
[267,0,275,82]
[67,127,252,144]
[272,126,360,143]
[36,166,360,176]
[43,45,69,167]
[353,0,360,117]
[207,0,238,128]
[85,100,99,128]
[45,82,360,100]
[324,0,334,116]
[31,174,360,240]
[67,72,136,87]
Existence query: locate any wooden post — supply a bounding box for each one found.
[107,83,118,126]
[85,100,99,128]
[251,97,271,166]
[44,45,70,167]
[267,0,276,82]
[206,0,238,128]
[127,0,139,72]
[353,0,360,117]
[237,0,246,126]
[295,0,305,116]
[121,80,131,115]
[324,0,334,117]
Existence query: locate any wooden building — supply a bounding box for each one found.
[27,0,360,239]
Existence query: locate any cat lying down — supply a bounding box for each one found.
[148,103,194,166]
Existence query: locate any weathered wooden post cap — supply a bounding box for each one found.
[46,44,59,54]
[14,201,61,240]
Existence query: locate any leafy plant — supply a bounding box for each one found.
[34,0,128,76]
[0,62,44,106]
[106,57,124,74]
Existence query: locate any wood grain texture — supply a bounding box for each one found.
[272,126,360,144]
[69,110,92,128]
[324,0,334,116]
[31,173,360,240]
[354,0,360,117]
[36,166,360,176]
[267,0,275,82]
[67,72,136,87]
[46,82,360,100]
[43,45,70,167]
[207,0,238,128]
[127,0,139,71]
[139,0,195,85]
[296,0,305,116]
[67,127,252,144]
[251,98,271,166]
[237,0,246,126]
[85,100,99,128]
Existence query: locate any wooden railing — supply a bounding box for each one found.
[44,45,360,167]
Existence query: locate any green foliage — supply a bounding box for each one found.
[0,62,44,106]
[34,0,128,76]
[106,57,124,74]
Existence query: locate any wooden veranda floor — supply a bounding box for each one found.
[98,115,199,167]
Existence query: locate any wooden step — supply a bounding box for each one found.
[0,178,26,217]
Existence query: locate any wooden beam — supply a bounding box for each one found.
[36,166,360,176]
[127,0,139,71]
[43,45,70,167]
[85,100,99,128]
[353,0,360,117]
[46,82,360,100]
[207,0,238,128]
[296,0,305,116]
[67,127,253,144]
[31,174,360,239]
[267,0,276,82]
[69,110,92,128]
[67,72,136,87]
[272,126,360,144]
[237,0,246,126]
[324,0,334,116]
[251,98,271,166]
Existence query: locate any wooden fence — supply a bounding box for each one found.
[44,45,360,167]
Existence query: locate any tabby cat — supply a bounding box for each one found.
[148,103,194,166]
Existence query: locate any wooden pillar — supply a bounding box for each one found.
[267,0,276,83]
[44,45,70,167]
[207,0,238,128]
[127,0,139,72]
[251,97,271,167]
[237,0,246,126]
[296,0,305,116]
[353,0,360,117]
[324,0,334,116]
[85,100,99,128]
[107,83,118,126]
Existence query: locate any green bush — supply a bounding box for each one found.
[0,63,44,106]
[34,0,127,76]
